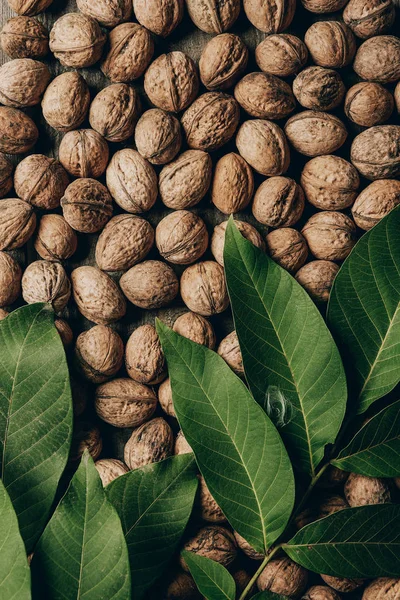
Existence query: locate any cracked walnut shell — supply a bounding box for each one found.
[212,153,254,215]
[42,71,90,133]
[156,211,208,265]
[76,0,132,28]
[101,23,154,82]
[285,111,347,157]
[180,261,229,316]
[266,228,308,273]
[124,417,173,470]
[22,260,71,313]
[255,34,308,77]
[61,179,113,234]
[144,52,199,112]
[200,33,248,91]
[71,266,126,325]
[89,83,141,143]
[135,109,182,165]
[235,72,296,120]
[0,58,50,108]
[0,199,36,251]
[302,211,357,261]
[59,130,109,179]
[296,261,339,303]
[186,0,240,33]
[125,324,166,384]
[14,155,69,210]
[34,214,77,262]
[159,150,212,210]
[75,325,124,384]
[252,176,304,227]
[244,0,296,33]
[96,378,157,428]
[106,149,157,214]
[120,260,179,309]
[236,120,290,176]
[134,0,183,37]
[301,155,360,211]
[0,107,38,154]
[211,220,265,267]
[352,180,400,230]
[0,252,21,307]
[173,312,216,349]
[50,13,106,68]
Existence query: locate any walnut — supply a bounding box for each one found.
[244,0,296,33]
[1,17,48,59]
[0,107,38,154]
[89,83,140,143]
[95,459,129,487]
[156,211,208,265]
[159,150,212,210]
[182,93,240,152]
[101,23,154,82]
[301,155,360,210]
[0,154,13,198]
[211,220,265,267]
[135,109,181,165]
[317,465,349,488]
[217,331,244,377]
[344,0,395,39]
[174,431,192,454]
[96,378,158,429]
[320,575,365,593]
[197,476,225,523]
[34,214,77,261]
[302,0,348,11]
[317,495,349,520]
[257,558,308,597]
[186,0,240,33]
[305,21,356,68]
[7,0,53,15]
[234,570,254,597]
[150,571,201,600]
[362,578,400,599]
[159,378,175,417]
[76,0,131,28]
[14,155,69,210]
[293,67,345,111]
[0,199,36,250]
[212,153,254,215]
[96,214,154,272]
[0,309,9,320]
[124,417,173,469]
[236,120,290,176]
[0,58,50,108]
[42,71,90,133]
[285,111,348,157]
[133,0,183,36]
[22,260,71,313]
[295,260,340,303]
[125,324,166,384]
[199,33,248,91]
[235,72,296,120]
[50,13,106,68]
[180,261,229,316]
[59,130,109,179]
[354,36,400,83]
[253,176,305,227]
[75,325,124,384]
[352,180,400,230]
[345,82,394,127]
[256,34,308,77]
[120,260,179,309]
[351,125,400,180]
[0,252,21,307]
[55,318,73,349]
[345,473,391,507]
[234,531,264,561]
[180,526,237,570]
[71,266,126,325]
[70,421,102,462]
[61,179,113,234]
[266,228,308,273]
[302,212,356,261]
[106,149,158,213]
[302,586,341,600]
[144,52,199,112]
[173,312,216,349]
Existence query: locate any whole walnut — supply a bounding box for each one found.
[96,214,154,272]
[95,459,129,487]
[159,378,175,417]
[0,107,38,154]
[96,378,158,428]
[320,575,365,593]
[71,266,126,325]
[150,570,201,600]
[34,214,78,261]
[42,71,90,133]
[22,260,71,313]
[211,220,265,267]
[70,421,102,462]
[124,417,173,469]
[101,23,154,82]
[266,228,308,273]
[159,150,212,210]
[344,0,395,39]
[173,312,216,349]
[354,36,400,83]
[61,179,113,234]
[133,0,183,37]
[106,149,157,214]
[14,155,69,210]
[345,82,394,127]
[285,111,348,157]
[305,21,356,68]
[180,526,237,570]
[0,58,50,108]
[0,154,13,198]
[174,431,192,455]
[301,155,360,210]
[362,578,400,599]
[0,309,9,320]
[7,0,53,15]
[50,13,106,68]
[244,0,296,33]
[295,260,339,303]
[156,211,208,265]
[293,67,345,112]
[212,153,254,215]
[234,72,296,120]
[75,325,124,384]
[302,586,341,600]
[182,93,240,152]
[0,199,36,250]
[180,261,229,316]
[257,558,308,596]
[345,473,391,507]
[120,260,179,309]
[135,109,181,165]
[234,531,264,561]
[352,180,400,230]
[144,52,199,112]
[351,125,400,180]
[186,0,240,33]
[301,0,348,11]
[55,318,73,349]
[0,252,21,307]
[59,130,109,179]
[236,120,290,176]
[199,34,249,91]
[125,324,166,384]
[76,0,131,28]
[256,34,308,77]
[197,476,225,523]
[302,212,356,261]
[217,331,244,377]
[253,177,305,227]
[1,16,48,59]
[89,84,141,143]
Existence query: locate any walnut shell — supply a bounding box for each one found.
[257,558,308,597]
[266,228,308,273]
[211,220,265,267]
[70,421,102,462]
[156,211,208,265]
[180,261,229,316]
[253,176,305,227]
[236,120,290,176]
[7,0,53,16]
[152,571,201,600]
[95,459,129,487]
[0,309,9,320]
[124,417,173,469]
[212,153,254,215]
[55,318,73,349]
[174,431,192,454]
[352,179,400,230]
[305,21,356,68]
[173,312,216,349]
[133,0,183,36]
[22,260,71,313]
[182,92,240,152]
[235,72,296,120]
[301,155,360,210]
[34,214,77,261]
[0,154,13,198]
[144,52,199,112]
[255,34,308,77]
[120,260,179,309]
[186,0,240,33]
[244,0,296,33]
[217,331,244,377]
[302,0,348,11]
[50,13,106,68]
[351,125,400,180]
[318,495,349,520]
[285,111,347,157]
[354,36,400,83]
[234,531,264,561]
[317,465,349,488]
[0,58,50,107]
[199,33,249,91]
[320,575,365,593]
[293,67,345,111]
[345,473,391,507]
[303,586,341,600]
[42,71,90,133]
[14,155,69,210]
[71,266,126,325]
[75,325,124,383]
[77,0,132,28]
[89,83,141,142]
[197,476,225,523]
[345,82,394,127]
[159,377,175,417]
[302,211,356,261]
[61,178,113,234]
[362,578,400,600]
[59,130,109,179]
[125,324,166,384]
[180,526,237,570]
[344,0,395,39]
[135,109,182,165]
[295,260,339,303]
[0,107,38,154]
[159,150,212,210]
[0,199,36,250]
[96,214,154,271]
[96,378,158,428]
[101,23,154,82]
[0,252,21,307]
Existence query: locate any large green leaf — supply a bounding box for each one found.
[0,479,31,600]
[224,219,347,476]
[328,205,400,414]
[284,504,400,578]
[157,321,295,555]
[332,399,400,477]
[0,303,73,551]
[31,451,131,600]
[182,552,235,600]
[107,454,198,600]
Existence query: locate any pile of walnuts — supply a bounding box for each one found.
[1,0,400,598]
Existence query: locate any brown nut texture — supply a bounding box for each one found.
[125,324,166,384]
[244,0,296,33]
[344,0,395,39]
[293,67,345,112]
[234,531,264,561]
[173,312,216,349]
[186,0,240,33]
[0,58,50,107]
[70,421,102,462]
[302,586,341,600]
[55,318,73,349]
[197,476,225,523]
[362,578,400,599]
[0,199,36,250]
[34,214,77,261]
[212,153,254,215]
[236,120,290,176]
[266,228,308,273]
[156,211,208,265]
[200,34,248,91]
[153,571,201,600]
[61,179,113,234]
[354,36,400,83]
[257,558,308,596]
[96,377,158,428]
[0,252,21,307]
[124,417,173,469]
[120,260,179,309]
[59,130,109,179]
[320,575,365,593]
[174,431,192,455]
[256,34,308,77]
[301,155,360,210]
[211,220,265,267]
[133,0,183,37]
[159,150,212,210]
[345,82,394,127]
[95,459,129,487]
[42,71,90,133]
[101,23,154,82]
[180,261,229,316]
[0,309,9,320]
[14,155,69,210]
[253,176,305,227]
[217,331,244,377]
[301,0,348,12]
[0,107,38,154]
[344,473,391,507]
[75,325,124,384]
[235,72,296,120]
[135,109,181,165]
[351,125,400,180]
[7,0,52,15]
[22,260,71,313]
[181,526,237,570]
[1,16,48,59]
[50,13,106,68]
[159,378,175,417]
[305,21,356,68]
[89,84,140,143]
[302,211,356,261]
[285,111,347,157]
[76,0,132,28]
[71,266,126,325]
[0,154,13,198]
[296,260,339,303]
[352,180,400,230]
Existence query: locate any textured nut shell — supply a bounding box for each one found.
[186,0,240,33]
[34,214,77,261]
[200,33,249,91]
[318,495,349,520]
[302,211,356,261]
[352,180,400,230]
[234,531,264,561]
[285,111,347,157]
[197,476,225,523]
[96,214,154,271]
[175,431,192,455]
[0,107,38,154]
[14,155,69,210]
[0,252,21,307]
[106,149,157,213]
[180,526,237,570]
[236,120,290,176]
[180,261,229,316]
[266,228,308,273]
[120,260,179,309]
[244,0,296,33]
[354,36,400,83]
[212,153,254,215]
[0,154,13,198]
[71,266,126,325]
[61,178,113,234]
[159,377,175,417]
[156,211,208,265]
[296,260,339,303]
[211,220,265,267]
[345,473,391,507]
[125,324,166,384]
[144,52,199,112]
[157,571,201,600]
[135,109,181,165]
[301,155,360,210]
[344,0,395,39]
[0,199,36,250]
[55,318,73,348]
[362,578,400,600]
[0,58,50,107]
[235,72,296,120]
[8,0,52,15]
[95,459,129,487]
[124,417,173,469]
[305,21,356,68]
[257,558,308,596]
[89,84,140,142]
[77,0,131,27]
[302,0,348,12]
[42,71,90,132]
[22,260,71,313]
[101,23,154,82]
[217,331,244,376]
[173,312,216,349]
[253,176,305,227]
[70,422,102,462]
[75,325,124,383]
[159,150,212,210]
[351,125,400,180]
[256,34,308,77]
[59,130,109,179]
[0,309,9,320]
[293,67,345,111]
[50,13,106,68]
[134,0,183,36]
[96,377,157,427]
[345,82,394,127]
[320,575,364,593]
[303,586,341,600]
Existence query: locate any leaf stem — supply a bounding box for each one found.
[239,546,281,600]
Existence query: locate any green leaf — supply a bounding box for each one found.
[0,303,73,551]
[107,454,198,600]
[224,219,347,476]
[251,593,289,599]
[157,321,295,555]
[327,205,400,414]
[283,504,400,578]
[31,451,131,600]
[182,552,235,600]
[0,479,31,600]
[332,399,400,477]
